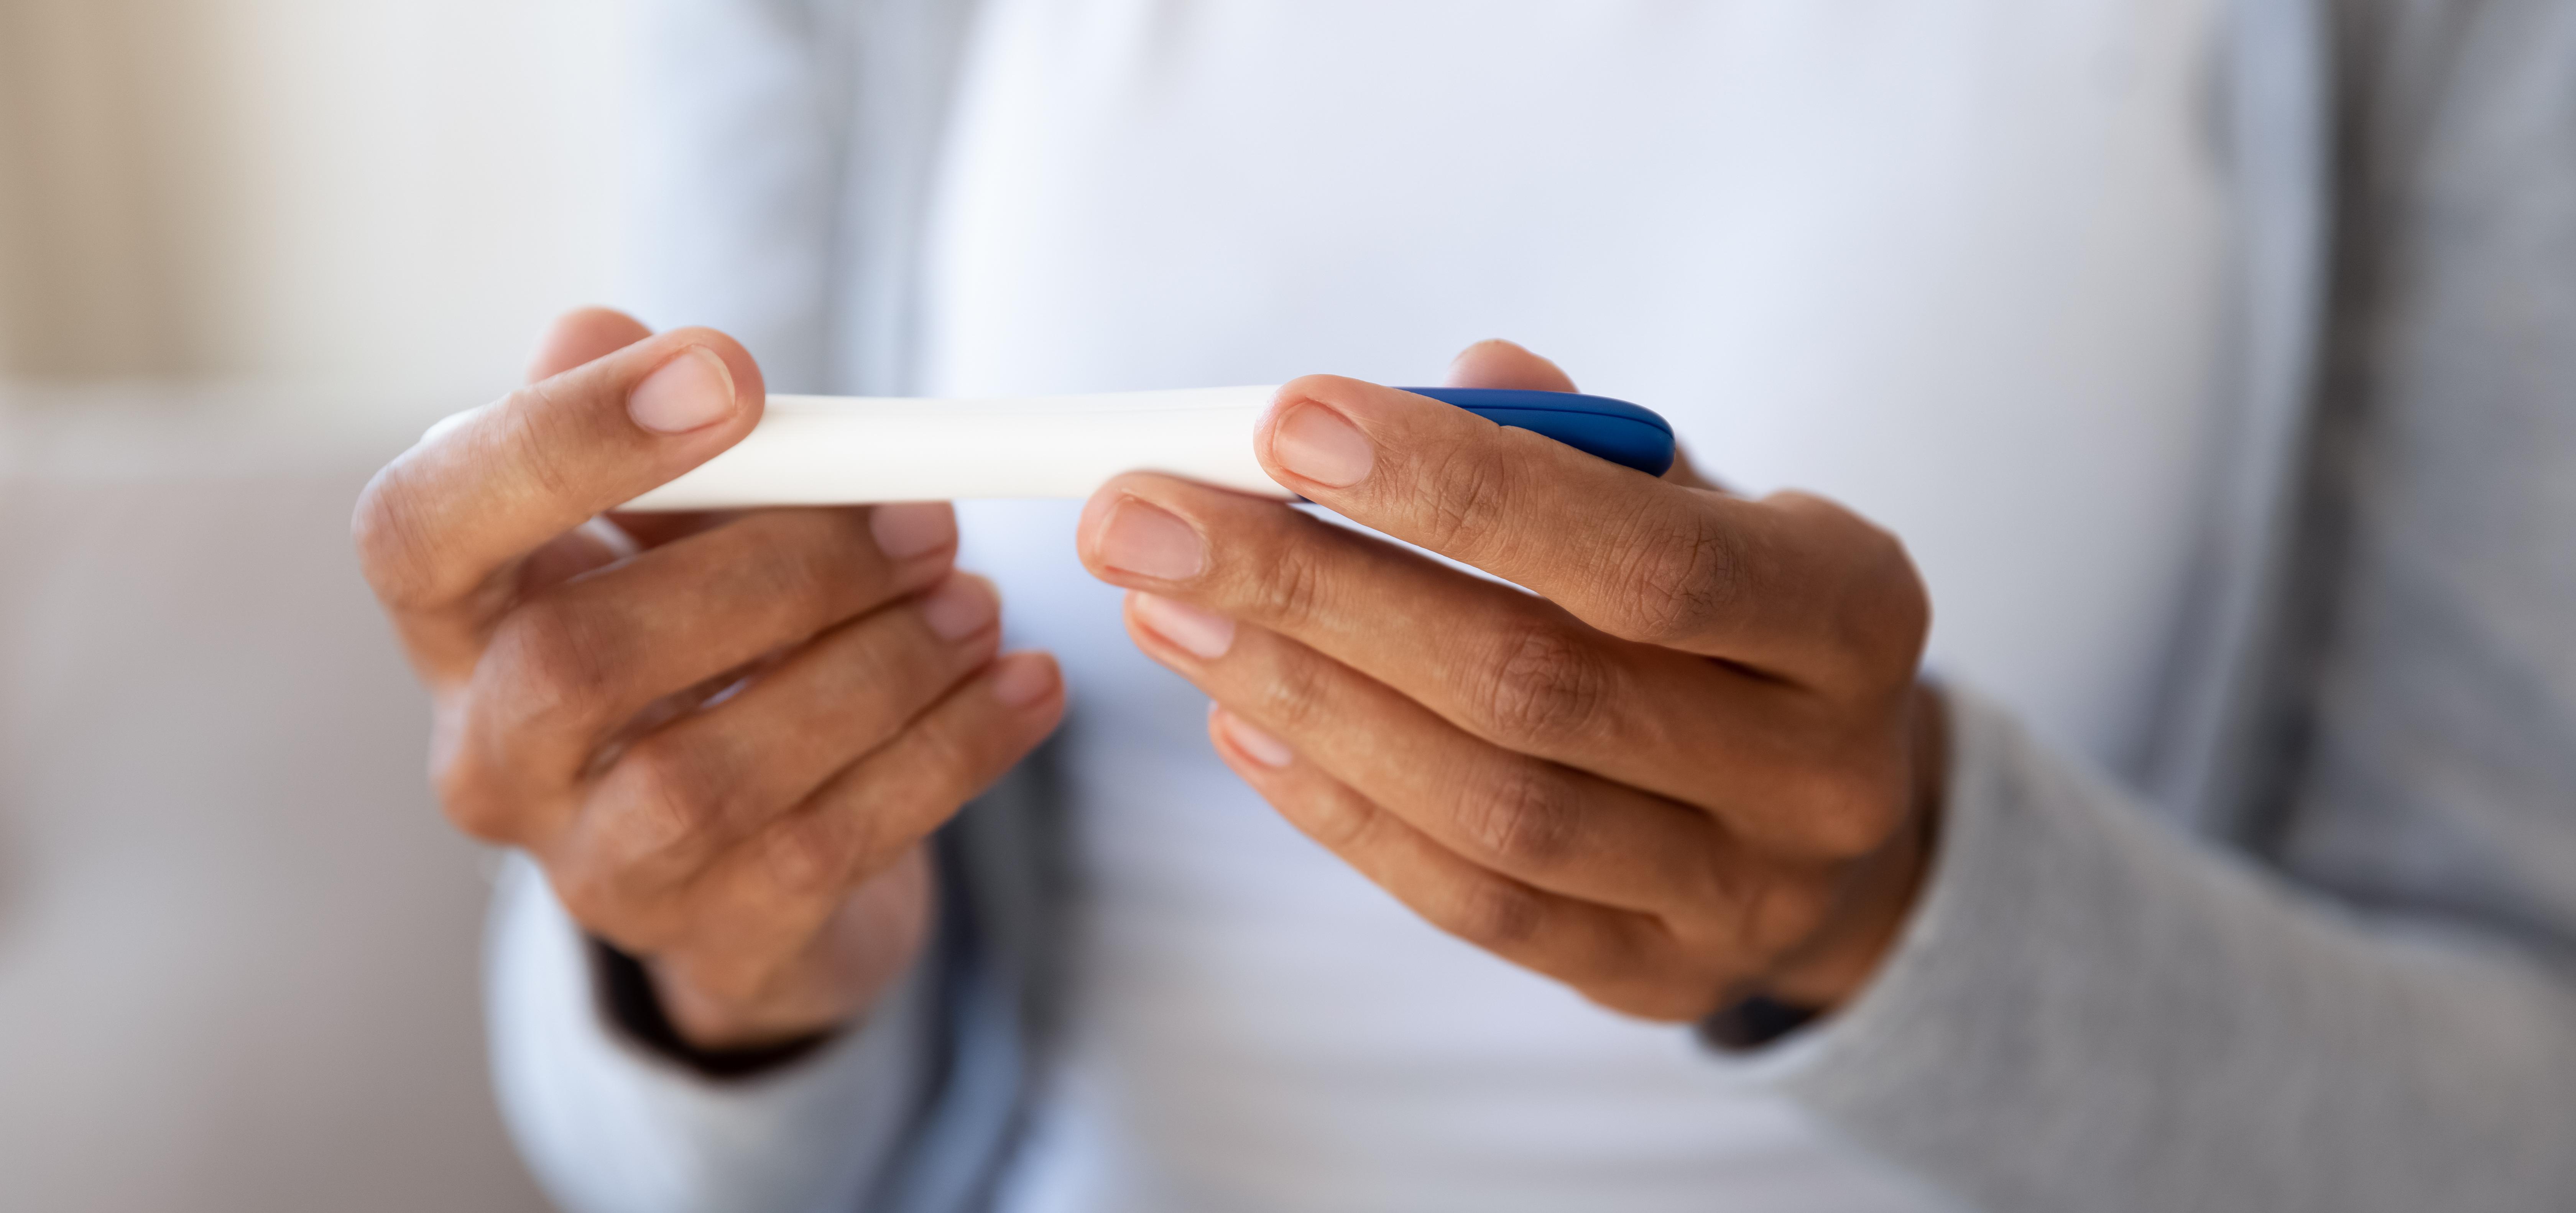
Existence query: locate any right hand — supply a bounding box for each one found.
[355,308,1065,1049]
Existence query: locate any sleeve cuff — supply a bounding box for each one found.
[483,853,932,1213]
[1685,685,2010,1085]
[588,936,840,1080]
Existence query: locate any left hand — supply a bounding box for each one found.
[1075,341,1942,1020]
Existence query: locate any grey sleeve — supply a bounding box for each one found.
[1760,690,2576,1213]
[485,855,934,1213]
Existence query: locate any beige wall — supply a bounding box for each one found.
[0,0,629,399]
[0,7,641,1208]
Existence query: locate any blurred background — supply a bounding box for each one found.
[2,2,639,1208]
[0,0,624,391]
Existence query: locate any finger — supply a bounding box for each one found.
[1443,337,1578,392]
[561,573,1005,900]
[1248,373,1925,685]
[513,520,635,601]
[354,326,767,674]
[1205,707,1711,1021]
[528,307,655,382]
[1078,476,1902,846]
[643,844,939,1045]
[708,652,1065,930]
[443,504,958,834]
[1126,595,1732,912]
[524,309,741,561]
[608,510,741,551]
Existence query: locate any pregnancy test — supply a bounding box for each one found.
[538,385,1672,511]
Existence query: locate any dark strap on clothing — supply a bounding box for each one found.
[590,937,837,1080]
[1696,995,1824,1052]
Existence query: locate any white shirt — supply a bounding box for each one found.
[914,3,2227,1211]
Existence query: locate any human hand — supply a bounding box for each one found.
[355,309,1064,1049]
[1076,341,1939,1019]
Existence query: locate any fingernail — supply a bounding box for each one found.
[871,501,957,561]
[1097,497,1206,580]
[921,576,998,641]
[628,347,738,434]
[992,654,1058,708]
[1271,402,1374,488]
[1216,708,1293,768]
[1131,592,1235,659]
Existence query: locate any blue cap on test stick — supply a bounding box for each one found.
[1397,387,1676,478]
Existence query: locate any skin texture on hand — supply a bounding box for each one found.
[355,308,1065,1049]
[1079,340,1942,1019]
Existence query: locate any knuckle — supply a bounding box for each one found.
[763,812,856,894]
[1254,648,1337,735]
[545,855,626,935]
[431,719,529,844]
[1300,789,1379,852]
[435,766,518,843]
[745,515,864,618]
[1249,535,1334,630]
[1728,869,1836,962]
[1851,534,1932,671]
[613,733,744,856]
[498,384,585,503]
[1266,773,1381,855]
[1468,621,1614,750]
[485,600,626,731]
[1414,443,1521,563]
[1607,506,1738,645]
[1454,764,1582,874]
[814,631,927,723]
[1442,879,1550,952]
[1788,745,1909,857]
[351,467,448,610]
[906,715,989,786]
[1772,492,1932,677]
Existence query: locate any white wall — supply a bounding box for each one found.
[0,0,631,401]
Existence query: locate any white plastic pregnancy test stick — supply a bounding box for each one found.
[419,386,1286,511]
[627,387,1286,510]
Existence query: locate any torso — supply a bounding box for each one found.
[922,2,2227,1208]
